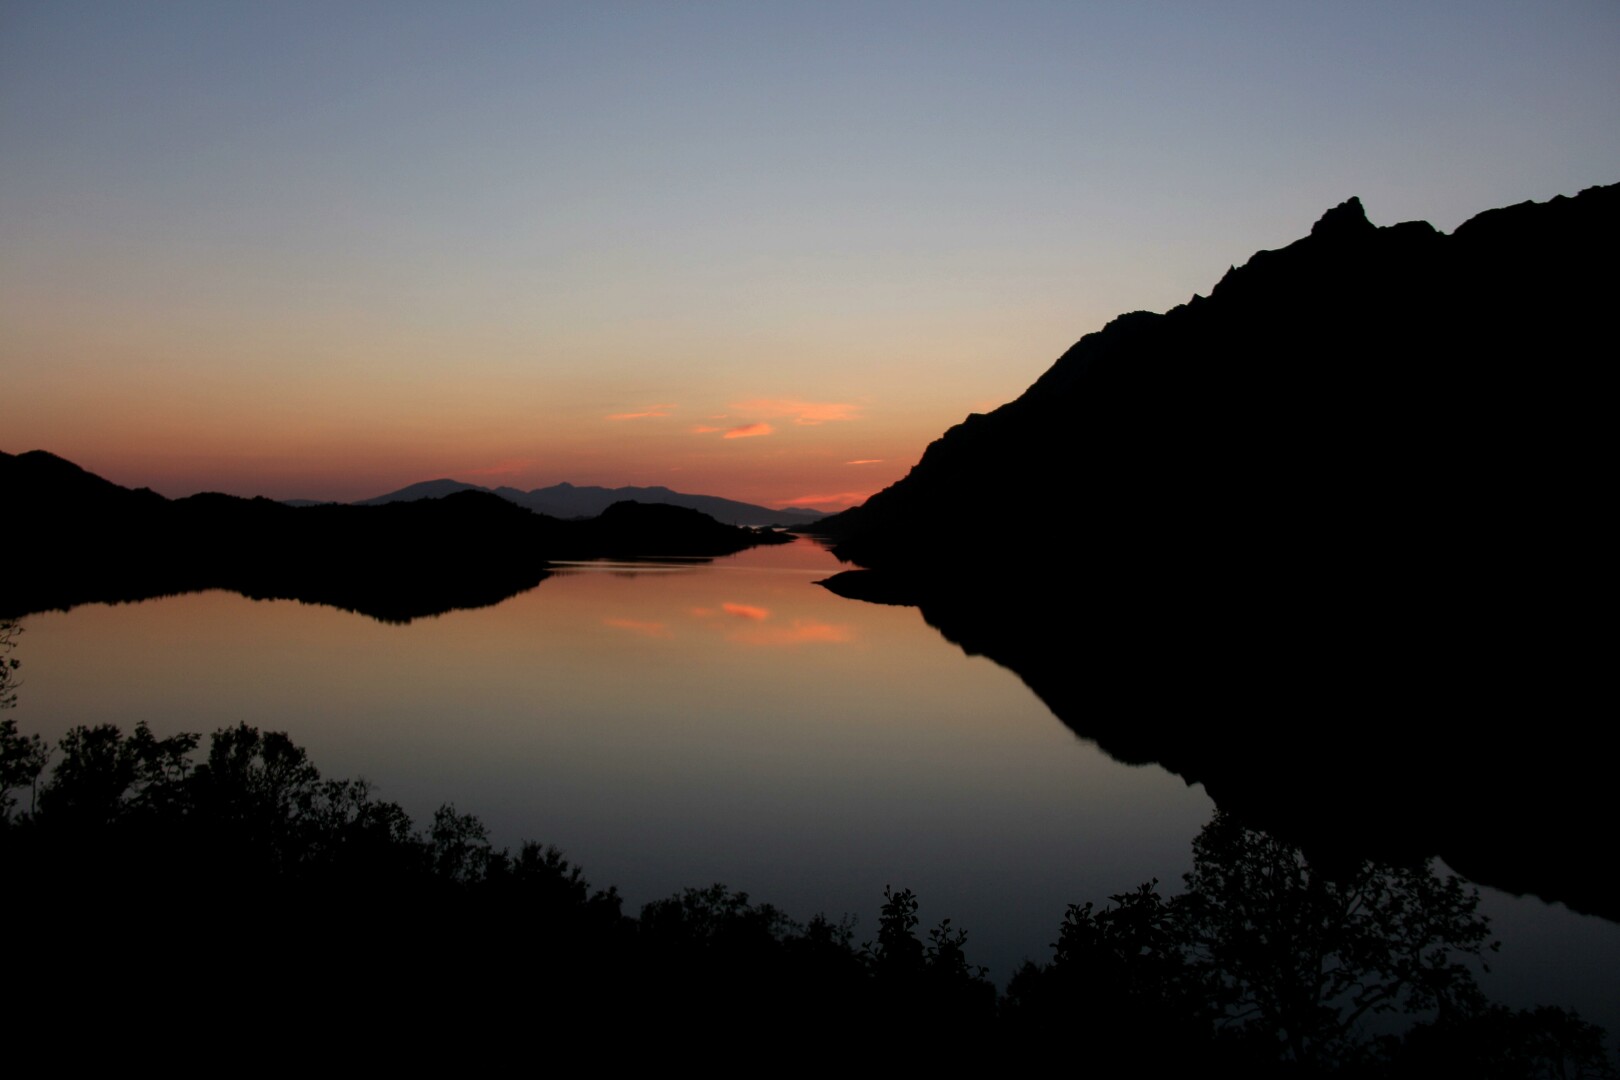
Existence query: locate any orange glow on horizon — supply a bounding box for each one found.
[780,490,878,508]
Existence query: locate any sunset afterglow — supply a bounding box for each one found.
[3,3,1616,507]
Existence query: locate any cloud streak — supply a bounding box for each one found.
[722,423,773,439]
[730,399,862,425]
[779,491,874,508]
[606,404,676,421]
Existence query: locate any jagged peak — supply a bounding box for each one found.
[1310,196,1376,239]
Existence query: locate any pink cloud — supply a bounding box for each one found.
[779,490,874,508]
[721,602,770,621]
[607,404,676,421]
[722,423,774,439]
[690,425,722,434]
[731,399,861,425]
[845,459,884,465]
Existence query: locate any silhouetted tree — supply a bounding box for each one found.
[1,622,47,822]
[1004,878,1213,1068]
[0,620,19,712]
[862,883,997,1039]
[1178,812,1496,1067]
[870,884,925,974]
[4,715,1611,1071]
[1006,812,1616,1073]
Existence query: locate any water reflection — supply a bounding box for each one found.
[7,539,1616,1042]
[11,539,1212,990]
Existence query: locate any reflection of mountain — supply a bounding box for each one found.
[824,569,1616,923]
[815,183,1619,922]
[3,451,787,623]
[358,477,825,528]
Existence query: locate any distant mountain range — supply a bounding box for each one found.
[347,479,827,528]
[3,449,789,622]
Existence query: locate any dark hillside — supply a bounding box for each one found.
[2,451,786,622]
[815,184,1619,920]
[821,185,1617,601]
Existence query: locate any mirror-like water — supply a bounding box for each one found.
[9,538,1616,1035]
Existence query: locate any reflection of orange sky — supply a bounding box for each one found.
[727,619,852,646]
[678,598,854,645]
[601,617,673,638]
[700,600,851,646]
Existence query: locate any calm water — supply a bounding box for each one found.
[11,537,1618,1033]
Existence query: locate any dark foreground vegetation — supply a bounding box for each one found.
[3,701,1611,1069]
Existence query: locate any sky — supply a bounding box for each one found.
[3,1,1617,508]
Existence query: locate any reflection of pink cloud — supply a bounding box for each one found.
[722,423,773,439]
[690,425,721,434]
[690,606,717,618]
[602,617,672,638]
[721,602,770,621]
[607,404,676,421]
[731,399,861,425]
[845,459,883,465]
[779,491,874,508]
[731,620,852,645]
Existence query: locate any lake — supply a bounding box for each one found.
[9,536,1617,1035]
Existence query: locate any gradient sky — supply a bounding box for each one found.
[4,2,1617,508]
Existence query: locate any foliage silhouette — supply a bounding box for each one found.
[3,719,1611,1072]
[0,619,19,710]
[1006,811,1615,1074]
[1178,812,1496,1064]
[0,621,47,819]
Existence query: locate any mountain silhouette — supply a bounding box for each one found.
[2,450,788,622]
[818,183,1616,585]
[356,477,827,527]
[815,182,1619,920]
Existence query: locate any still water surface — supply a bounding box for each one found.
[13,538,1617,1032]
